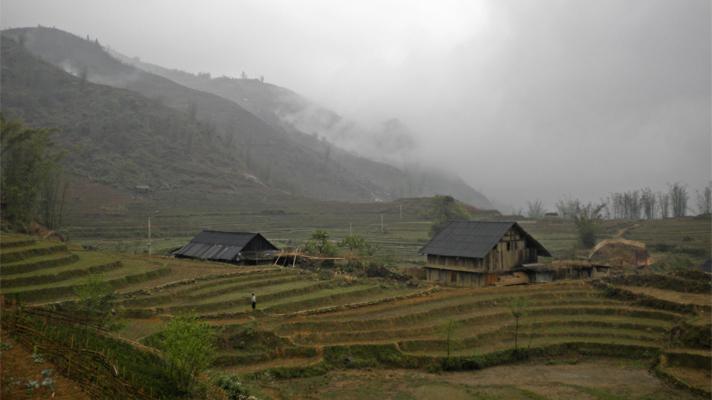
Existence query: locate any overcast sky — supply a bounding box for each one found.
[2,0,710,210]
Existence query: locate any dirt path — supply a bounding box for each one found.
[614,223,639,238]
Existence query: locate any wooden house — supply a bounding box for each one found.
[173,230,278,264]
[420,221,551,287]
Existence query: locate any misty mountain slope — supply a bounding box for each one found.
[2,27,394,202]
[112,50,494,209]
[0,36,265,193]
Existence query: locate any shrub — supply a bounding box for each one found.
[214,374,251,400]
[160,314,216,394]
[304,230,338,257]
[72,273,116,329]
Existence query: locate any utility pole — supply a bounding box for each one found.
[147,215,152,256]
[399,204,403,220]
[349,223,352,235]
[380,214,384,233]
[147,210,159,256]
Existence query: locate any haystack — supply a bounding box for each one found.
[589,238,650,268]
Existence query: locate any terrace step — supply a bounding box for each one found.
[656,365,711,397]
[317,289,609,322]
[120,272,304,308]
[1,260,122,288]
[184,274,306,301]
[277,304,679,335]
[1,253,80,275]
[165,280,332,314]
[662,348,712,369]
[3,264,171,303]
[402,337,661,357]
[292,315,667,346]
[0,238,36,249]
[0,243,68,264]
[217,356,324,374]
[116,268,283,305]
[214,346,319,367]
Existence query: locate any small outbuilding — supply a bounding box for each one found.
[420,221,551,287]
[173,230,278,264]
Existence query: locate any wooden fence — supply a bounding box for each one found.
[2,304,160,400]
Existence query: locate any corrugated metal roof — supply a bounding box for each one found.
[420,221,551,259]
[173,230,277,262]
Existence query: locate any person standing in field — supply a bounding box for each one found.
[251,293,256,310]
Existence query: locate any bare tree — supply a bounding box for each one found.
[555,198,581,219]
[657,192,670,219]
[526,200,545,219]
[669,183,689,217]
[696,183,712,215]
[640,187,656,220]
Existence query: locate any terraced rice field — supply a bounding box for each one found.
[603,272,712,396]
[1,233,191,303]
[3,232,710,398]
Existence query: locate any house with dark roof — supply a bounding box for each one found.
[173,230,279,264]
[420,221,551,287]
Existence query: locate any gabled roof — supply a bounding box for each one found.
[173,230,277,262]
[420,221,551,259]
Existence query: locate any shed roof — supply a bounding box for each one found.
[420,221,551,259]
[173,230,277,262]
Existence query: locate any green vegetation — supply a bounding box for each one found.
[304,230,338,257]
[0,115,65,229]
[160,314,217,394]
[430,195,473,236]
[73,273,115,328]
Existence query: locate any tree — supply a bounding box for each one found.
[555,198,581,219]
[430,195,470,236]
[640,187,656,220]
[444,319,457,361]
[338,235,374,257]
[304,230,338,257]
[573,202,605,248]
[73,274,115,329]
[526,200,545,219]
[669,183,688,217]
[510,297,528,353]
[657,192,670,219]
[161,314,216,394]
[0,115,59,228]
[696,183,711,215]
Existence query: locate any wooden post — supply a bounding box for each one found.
[147,215,152,256]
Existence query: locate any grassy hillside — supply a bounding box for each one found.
[110,43,494,208]
[0,36,261,192]
[1,27,493,208]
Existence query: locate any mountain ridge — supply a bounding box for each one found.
[1,26,493,209]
